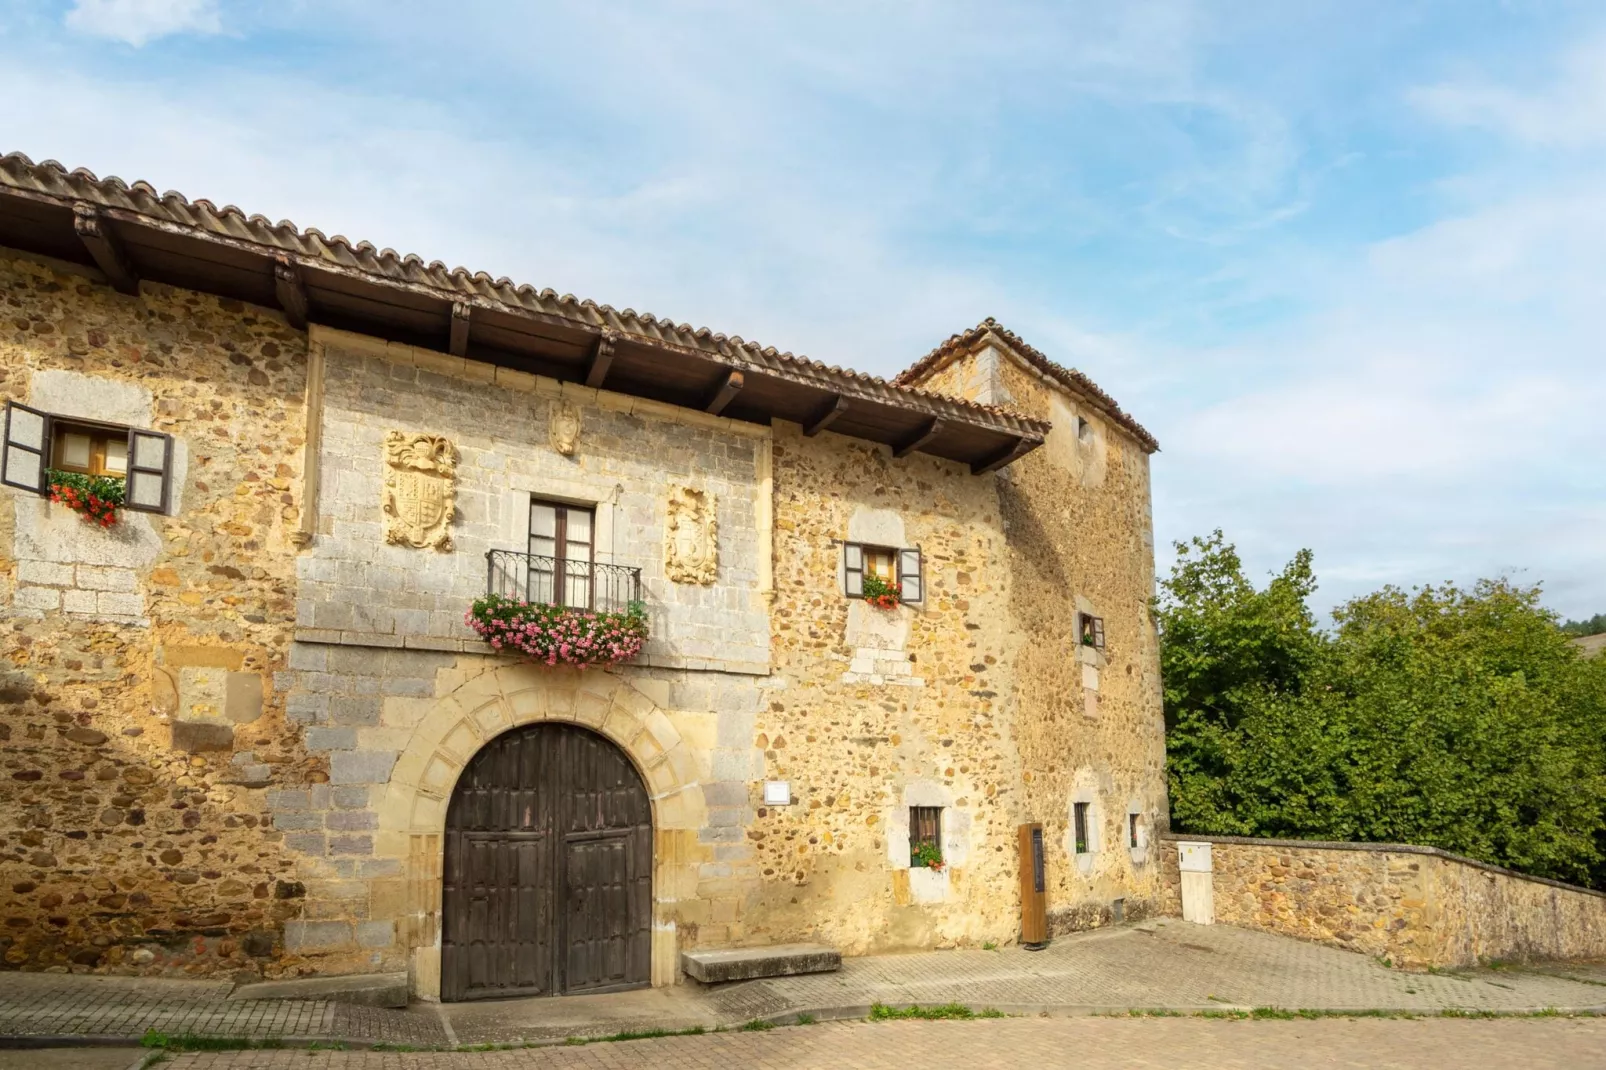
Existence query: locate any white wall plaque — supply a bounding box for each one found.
[763,780,791,806]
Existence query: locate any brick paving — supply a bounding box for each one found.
[3,921,1605,1050]
[162,1017,1606,1069]
[0,971,445,1046]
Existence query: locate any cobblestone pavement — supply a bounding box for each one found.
[4,921,1605,1049]
[0,972,445,1046]
[162,1017,1606,1070]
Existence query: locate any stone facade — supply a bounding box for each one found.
[1159,834,1606,969]
[1,249,1169,993]
[0,253,318,975]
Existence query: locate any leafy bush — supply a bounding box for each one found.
[466,595,648,667]
[861,572,902,610]
[1159,531,1606,887]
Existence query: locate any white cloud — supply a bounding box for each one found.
[64,0,221,47]
[1409,35,1606,148]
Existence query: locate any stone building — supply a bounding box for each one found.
[0,153,1165,999]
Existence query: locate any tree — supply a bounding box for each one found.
[1158,533,1606,887]
[1561,613,1606,637]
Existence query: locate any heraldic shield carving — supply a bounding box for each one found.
[382,431,457,551]
[664,485,717,585]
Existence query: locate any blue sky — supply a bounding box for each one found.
[3,1,1603,619]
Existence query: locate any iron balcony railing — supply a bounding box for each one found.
[485,549,642,614]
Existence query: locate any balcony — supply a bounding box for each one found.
[484,549,643,614]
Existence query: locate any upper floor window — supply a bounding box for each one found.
[909,805,943,869]
[843,543,923,604]
[3,401,174,514]
[1080,613,1105,650]
[528,498,594,608]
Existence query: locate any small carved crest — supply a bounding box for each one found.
[549,400,581,457]
[664,485,717,585]
[382,431,457,551]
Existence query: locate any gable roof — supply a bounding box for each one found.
[0,152,1051,473]
[895,317,1158,453]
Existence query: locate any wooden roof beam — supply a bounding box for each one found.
[449,302,471,357]
[274,255,308,330]
[893,417,944,458]
[804,395,848,437]
[972,435,1036,475]
[585,332,616,389]
[72,204,138,296]
[704,369,744,415]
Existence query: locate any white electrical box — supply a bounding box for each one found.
[1177,841,1213,873]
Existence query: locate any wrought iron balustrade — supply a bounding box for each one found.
[485,549,642,614]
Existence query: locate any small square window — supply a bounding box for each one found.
[909,805,943,868]
[1073,801,1091,855]
[844,542,923,603]
[3,401,174,515]
[1080,614,1105,650]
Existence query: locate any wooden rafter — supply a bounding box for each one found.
[449,302,471,357]
[893,417,944,458]
[274,255,308,330]
[72,204,138,295]
[804,395,848,437]
[585,332,617,389]
[971,436,1036,475]
[704,370,744,415]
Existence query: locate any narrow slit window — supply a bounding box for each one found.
[1080,614,1105,650]
[1129,813,1140,849]
[1074,802,1091,855]
[909,806,942,867]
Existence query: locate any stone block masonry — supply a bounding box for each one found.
[1158,833,1606,968]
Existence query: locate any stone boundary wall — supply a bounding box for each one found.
[1158,833,1606,969]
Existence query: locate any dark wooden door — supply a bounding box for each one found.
[442,723,652,1001]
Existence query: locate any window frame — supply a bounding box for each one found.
[1080,613,1106,651]
[50,418,129,479]
[2,401,174,515]
[528,497,597,609]
[1128,812,1140,850]
[843,541,923,603]
[1073,801,1092,856]
[909,805,943,866]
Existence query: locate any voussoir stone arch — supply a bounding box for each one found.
[375,661,706,998]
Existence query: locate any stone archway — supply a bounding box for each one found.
[374,664,706,999]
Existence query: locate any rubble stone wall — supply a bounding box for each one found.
[1159,835,1606,968]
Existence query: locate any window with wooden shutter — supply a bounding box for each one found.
[123,428,174,513]
[1080,613,1105,650]
[897,548,923,604]
[3,402,175,514]
[2,400,50,494]
[844,543,864,598]
[844,542,924,604]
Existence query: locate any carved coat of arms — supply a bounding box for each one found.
[549,400,581,457]
[382,431,457,551]
[664,485,717,585]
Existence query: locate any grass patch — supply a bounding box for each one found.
[740,1019,776,1032]
[139,1032,287,1052]
[795,1013,817,1025]
[982,940,999,951]
[870,1002,1006,1021]
[562,1025,708,1046]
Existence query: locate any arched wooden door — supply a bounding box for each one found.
[441,723,653,1001]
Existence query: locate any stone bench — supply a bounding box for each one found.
[681,943,841,984]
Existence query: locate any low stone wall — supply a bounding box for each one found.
[1159,834,1606,969]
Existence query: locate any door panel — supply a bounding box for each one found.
[441,723,651,1001]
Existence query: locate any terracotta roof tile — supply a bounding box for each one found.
[894,317,1158,452]
[0,153,1052,442]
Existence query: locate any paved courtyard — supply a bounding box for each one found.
[2,921,1605,1052]
[158,1018,1606,1069]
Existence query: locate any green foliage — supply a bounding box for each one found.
[869,1002,1005,1020]
[861,572,902,609]
[911,841,945,870]
[1159,531,1606,887]
[47,468,124,526]
[1562,613,1606,637]
[139,1031,286,1051]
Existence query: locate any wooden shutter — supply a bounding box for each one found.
[1,401,51,495]
[897,547,923,603]
[124,428,173,513]
[844,543,864,597]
